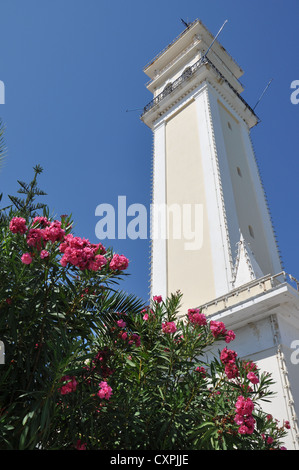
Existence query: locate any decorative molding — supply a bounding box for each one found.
[205,86,234,279]
[270,314,299,448]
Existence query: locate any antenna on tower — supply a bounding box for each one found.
[253,78,273,110]
[181,18,191,29]
[203,19,228,59]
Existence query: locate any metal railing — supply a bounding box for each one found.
[199,271,299,313]
[141,56,258,120]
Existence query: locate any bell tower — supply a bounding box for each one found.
[141,19,282,310]
[141,19,299,449]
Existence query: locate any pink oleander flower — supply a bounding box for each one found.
[32,216,50,228]
[119,331,128,341]
[109,254,129,271]
[234,414,244,426]
[21,252,33,265]
[195,366,206,378]
[117,319,127,328]
[153,295,162,303]
[27,228,45,250]
[220,346,237,365]
[40,249,49,259]
[43,220,65,243]
[89,254,107,271]
[75,439,86,450]
[187,308,207,326]
[225,330,236,343]
[247,371,259,384]
[284,420,290,429]
[237,417,255,435]
[59,234,107,271]
[97,381,112,400]
[235,409,254,433]
[162,321,177,334]
[9,217,28,234]
[141,307,155,321]
[235,395,254,416]
[235,412,255,435]
[59,375,77,395]
[128,333,141,347]
[209,320,227,338]
[267,436,274,444]
[225,363,239,379]
[242,360,258,380]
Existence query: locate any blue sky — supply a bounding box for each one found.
[0,0,298,302]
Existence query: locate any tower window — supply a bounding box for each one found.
[237,166,242,177]
[248,225,254,238]
[227,121,232,130]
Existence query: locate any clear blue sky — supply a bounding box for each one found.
[0,0,298,302]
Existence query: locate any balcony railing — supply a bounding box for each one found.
[198,271,299,315]
[141,56,257,120]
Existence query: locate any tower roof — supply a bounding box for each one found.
[141,19,259,129]
[143,19,244,82]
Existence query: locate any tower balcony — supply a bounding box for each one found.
[141,56,259,129]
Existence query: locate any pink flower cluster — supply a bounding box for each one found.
[27,218,65,249]
[247,371,259,384]
[75,439,87,450]
[209,320,235,343]
[234,395,255,435]
[9,216,129,274]
[21,252,33,265]
[9,217,28,234]
[109,254,129,271]
[153,295,163,303]
[10,216,65,264]
[220,349,260,385]
[114,317,141,347]
[242,360,259,385]
[162,321,177,334]
[195,366,206,378]
[59,375,78,395]
[117,319,126,328]
[128,333,141,347]
[43,220,65,243]
[60,234,107,272]
[220,346,237,364]
[220,346,239,379]
[32,216,50,227]
[141,307,155,321]
[97,381,112,400]
[187,308,207,326]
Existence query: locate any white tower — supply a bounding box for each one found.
[141,19,299,449]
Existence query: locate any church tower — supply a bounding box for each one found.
[141,19,299,450]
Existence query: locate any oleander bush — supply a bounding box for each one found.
[0,167,289,450]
